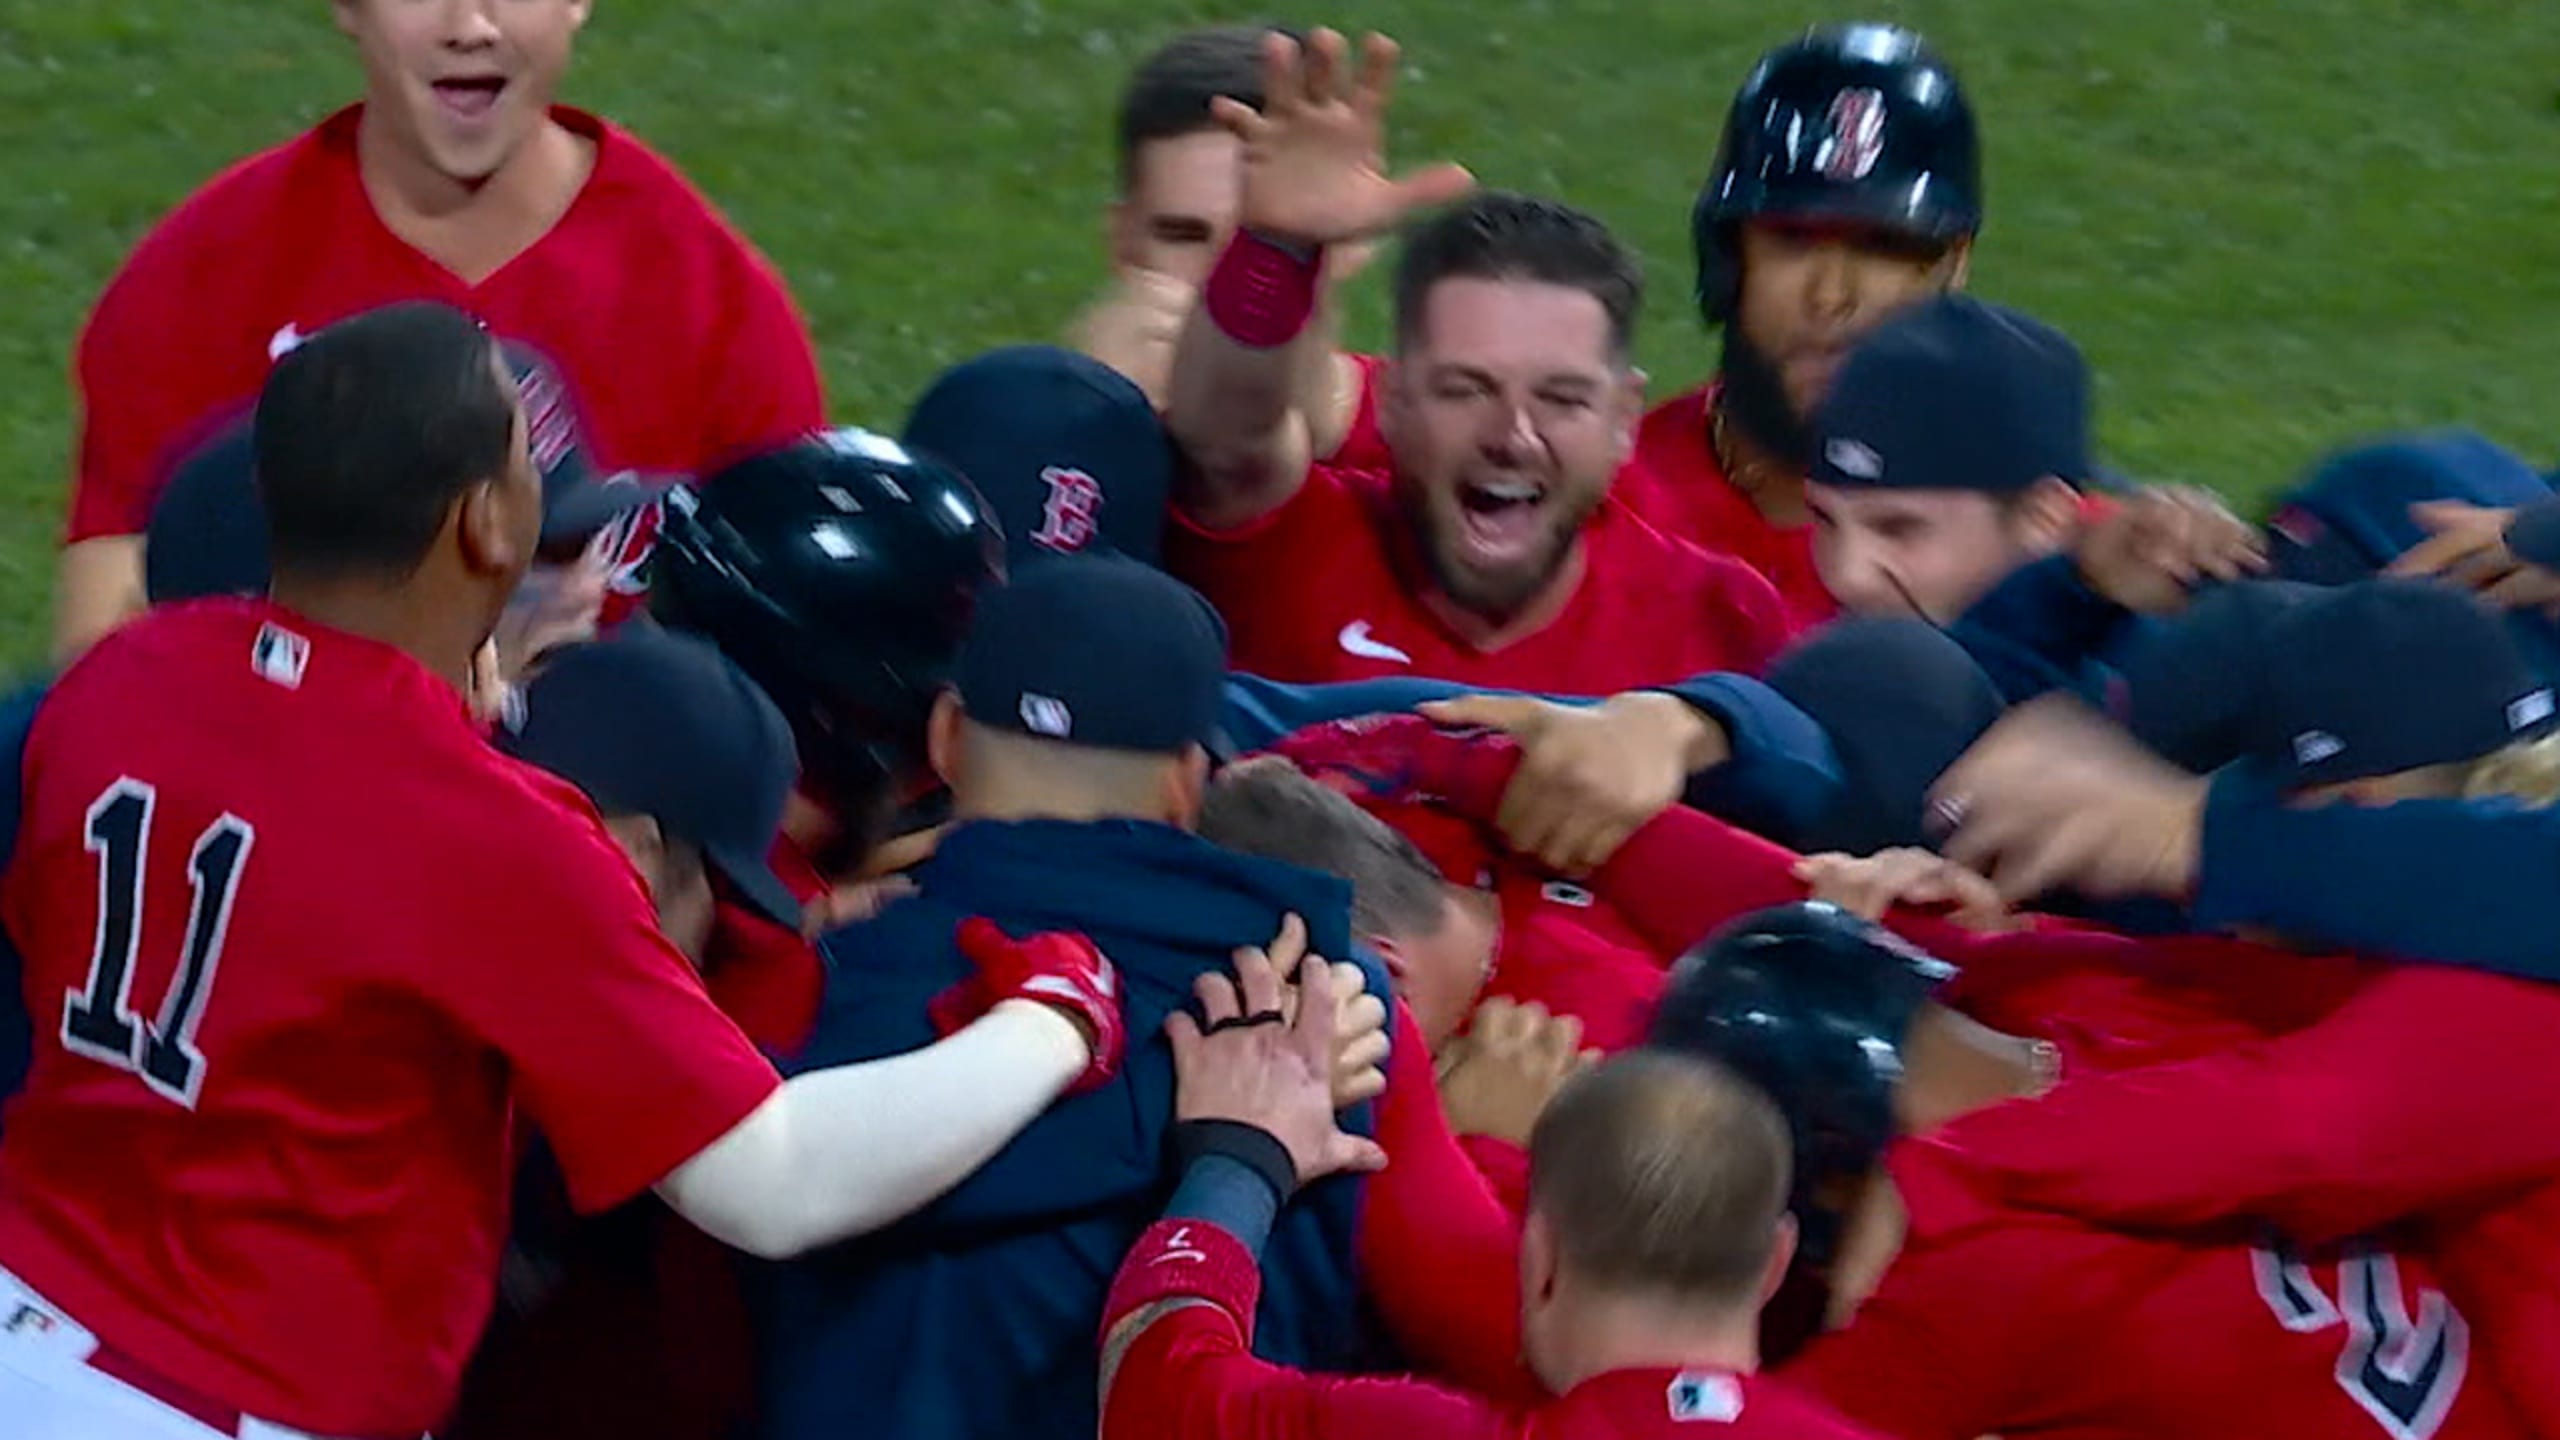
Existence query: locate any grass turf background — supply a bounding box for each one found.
[4,1,2556,663]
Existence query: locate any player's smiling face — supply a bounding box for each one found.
[1383,277,1640,622]
[1736,220,1970,422]
[338,0,591,185]
[1806,480,2073,622]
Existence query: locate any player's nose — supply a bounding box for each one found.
[441,0,505,47]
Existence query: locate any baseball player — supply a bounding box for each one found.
[1626,25,1979,624]
[1097,951,1882,1440]
[647,427,1008,1048]
[1160,28,1790,692]
[1652,903,2534,1440]
[57,0,823,658]
[0,303,1121,1440]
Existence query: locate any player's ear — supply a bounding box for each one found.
[566,0,594,34]
[926,689,967,790]
[454,479,534,581]
[1759,1213,1800,1305]
[1940,236,1974,293]
[1165,745,1211,829]
[1519,1210,1562,1304]
[330,0,363,40]
[2010,476,2082,556]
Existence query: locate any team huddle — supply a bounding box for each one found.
[3,4,2558,1440]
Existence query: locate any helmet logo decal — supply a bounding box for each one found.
[1821,88,1889,182]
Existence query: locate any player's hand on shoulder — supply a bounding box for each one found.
[2075,484,2265,615]
[1422,690,1725,875]
[1167,914,1389,1186]
[934,919,1128,1095]
[1434,997,1596,1147]
[1794,847,2019,932]
[1215,27,1474,248]
[1277,957,1391,1108]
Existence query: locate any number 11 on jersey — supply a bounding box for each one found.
[60,778,257,1109]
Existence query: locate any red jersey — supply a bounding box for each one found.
[1796,1140,2512,1440]
[1110,1208,1875,1440]
[1169,463,1788,691]
[1625,385,1836,629]
[0,600,781,1437]
[1325,353,1395,473]
[70,104,825,613]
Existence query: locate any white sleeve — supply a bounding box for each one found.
[653,999,1087,1258]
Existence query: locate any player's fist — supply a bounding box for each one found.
[1434,997,1596,1147]
[2075,485,2265,615]
[934,919,1127,1095]
[1214,28,1474,248]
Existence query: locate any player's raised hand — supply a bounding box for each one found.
[1167,915,1390,1188]
[1794,847,2020,932]
[1420,690,1727,875]
[1928,694,2207,904]
[2075,485,2266,615]
[1214,28,1474,248]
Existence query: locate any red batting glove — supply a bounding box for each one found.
[931,919,1127,1095]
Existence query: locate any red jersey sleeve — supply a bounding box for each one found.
[1940,961,2560,1245]
[1360,1005,1542,1404]
[1588,802,1810,957]
[435,800,781,1214]
[1105,1304,1505,1440]
[695,234,825,471]
[70,229,246,541]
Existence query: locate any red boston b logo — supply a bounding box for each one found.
[1032,466,1104,553]
[1822,88,1889,182]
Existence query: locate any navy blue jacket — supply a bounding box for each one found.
[1948,554,2156,707]
[752,817,1387,1440]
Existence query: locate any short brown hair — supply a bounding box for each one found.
[1392,191,1645,358]
[1198,757,1450,941]
[1114,24,1301,190]
[1528,1051,1793,1306]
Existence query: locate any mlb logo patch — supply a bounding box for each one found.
[1540,881,1596,909]
[1020,693,1073,739]
[1666,1371,1744,1423]
[250,623,310,689]
[1825,437,1884,481]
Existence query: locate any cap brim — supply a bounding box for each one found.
[708,839,807,932]
[540,473,663,546]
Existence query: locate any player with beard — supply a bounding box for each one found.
[1163,28,1789,694]
[1623,25,1981,626]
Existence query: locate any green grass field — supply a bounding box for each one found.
[4,1,2557,665]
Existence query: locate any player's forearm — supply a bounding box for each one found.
[52,536,147,663]
[655,999,1085,1258]
[1591,803,1810,957]
[1165,235,1328,529]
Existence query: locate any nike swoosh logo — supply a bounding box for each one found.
[267,323,306,361]
[1337,621,1412,665]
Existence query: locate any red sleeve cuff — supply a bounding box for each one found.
[1101,1218,1267,1344]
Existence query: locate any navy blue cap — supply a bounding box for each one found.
[2125,578,2558,788]
[1812,295,2091,496]
[2504,496,2560,570]
[146,423,270,605]
[2263,430,2553,585]
[901,345,1173,571]
[494,625,804,927]
[954,554,1228,754]
[1764,618,2007,853]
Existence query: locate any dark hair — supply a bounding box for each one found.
[256,300,518,581]
[1197,758,1450,940]
[1528,1050,1793,1306]
[1115,24,1301,189]
[1392,191,1644,357]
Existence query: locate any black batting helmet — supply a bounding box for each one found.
[1694,23,1982,325]
[1648,902,1957,1264]
[649,428,1006,814]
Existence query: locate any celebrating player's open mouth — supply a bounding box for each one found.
[1453,471,1554,565]
[429,73,511,129]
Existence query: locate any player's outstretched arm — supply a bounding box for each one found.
[654,923,1123,1259]
[1164,28,1471,531]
